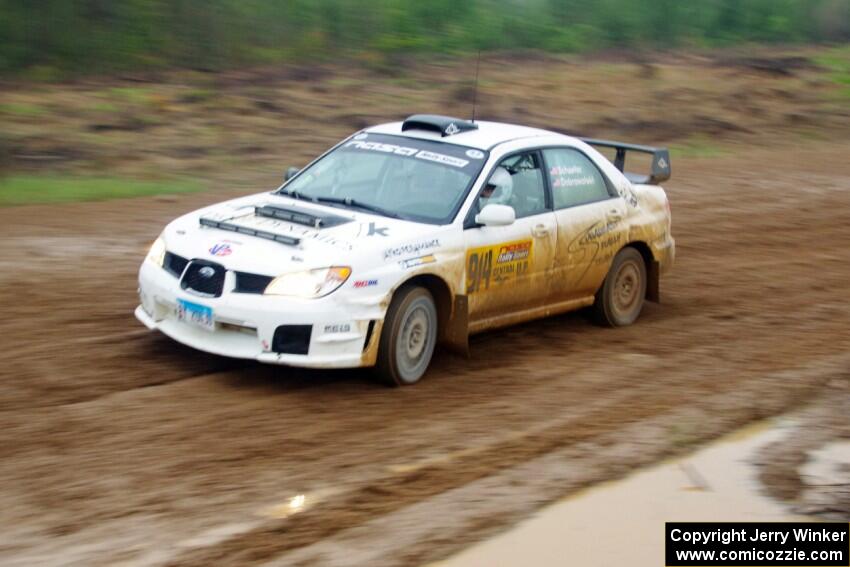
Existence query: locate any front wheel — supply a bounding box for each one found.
[375,286,438,386]
[593,247,647,327]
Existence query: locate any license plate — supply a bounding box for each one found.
[176,299,215,331]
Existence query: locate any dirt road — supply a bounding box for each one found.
[1,138,849,565]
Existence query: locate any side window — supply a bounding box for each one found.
[543,148,611,209]
[473,151,548,219]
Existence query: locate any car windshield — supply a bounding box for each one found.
[278,133,488,224]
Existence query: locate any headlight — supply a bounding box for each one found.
[147,236,166,267]
[264,266,351,298]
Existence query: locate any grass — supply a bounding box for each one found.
[0,103,46,117]
[107,86,155,106]
[813,45,850,100]
[0,175,202,206]
[91,101,119,113]
[178,87,218,104]
[669,136,727,159]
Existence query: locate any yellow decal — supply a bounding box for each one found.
[466,239,533,294]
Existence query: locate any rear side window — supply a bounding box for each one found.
[543,148,611,209]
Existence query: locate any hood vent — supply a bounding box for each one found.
[255,204,352,229]
[199,217,300,246]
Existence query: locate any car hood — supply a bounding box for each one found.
[161,192,446,275]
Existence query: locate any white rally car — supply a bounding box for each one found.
[136,115,674,385]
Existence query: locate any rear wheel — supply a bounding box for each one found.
[593,247,647,327]
[375,286,438,386]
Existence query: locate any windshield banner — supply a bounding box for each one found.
[343,133,486,175]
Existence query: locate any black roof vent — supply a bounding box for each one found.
[401,114,479,137]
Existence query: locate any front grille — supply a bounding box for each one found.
[272,325,312,355]
[164,252,189,278]
[180,260,225,297]
[234,272,274,294]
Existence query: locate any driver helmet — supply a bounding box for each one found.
[481,167,513,207]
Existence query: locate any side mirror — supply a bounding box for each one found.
[284,166,299,182]
[475,204,516,227]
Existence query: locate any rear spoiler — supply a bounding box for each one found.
[580,138,671,185]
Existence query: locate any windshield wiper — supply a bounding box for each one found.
[277,188,310,201]
[309,195,403,219]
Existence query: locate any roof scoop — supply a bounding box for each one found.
[402,114,479,137]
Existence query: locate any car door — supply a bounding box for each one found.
[463,150,557,322]
[543,147,629,301]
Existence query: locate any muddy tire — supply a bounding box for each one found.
[375,286,438,386]
[593,247,647,327]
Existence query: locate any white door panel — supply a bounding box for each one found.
[552,198,628,299]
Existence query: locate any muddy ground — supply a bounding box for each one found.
[1,50,849,565]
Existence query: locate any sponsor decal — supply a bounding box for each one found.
[224,211,354,250]
[552,175,595,189]
[550,165,583,176]
[565,220,625,282]
[591,234,624,265]
[415,150,468,168]
[399,254,436,269]
[209,243,232,256]
[445,122,460,135]
[383,239,440,260]
[367,222,389,237]
[578,220,619,245]
[345,140,418,156]
[496,242,531,264]
[344,140,469,169]
[323,323,352,333]
[353,279,378,288]
[549,165,595,189]
[621,186,639,207]
[353,133,368,140]
[466,239,533,294]
[466,149,485,159]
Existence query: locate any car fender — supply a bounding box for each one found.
[384,246,470,357]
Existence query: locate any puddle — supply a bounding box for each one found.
[433,419,814,567]
[802,441,850,487]
[0,237,141,272]
[796,440,850,519]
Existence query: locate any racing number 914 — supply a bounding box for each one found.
[466,240,533,294]
[467,249,493,293]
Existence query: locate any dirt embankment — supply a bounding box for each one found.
[2,48,849,181]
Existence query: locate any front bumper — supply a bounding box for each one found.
[136,260,385,368]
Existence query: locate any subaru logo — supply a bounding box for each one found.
[198,266,216,279]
